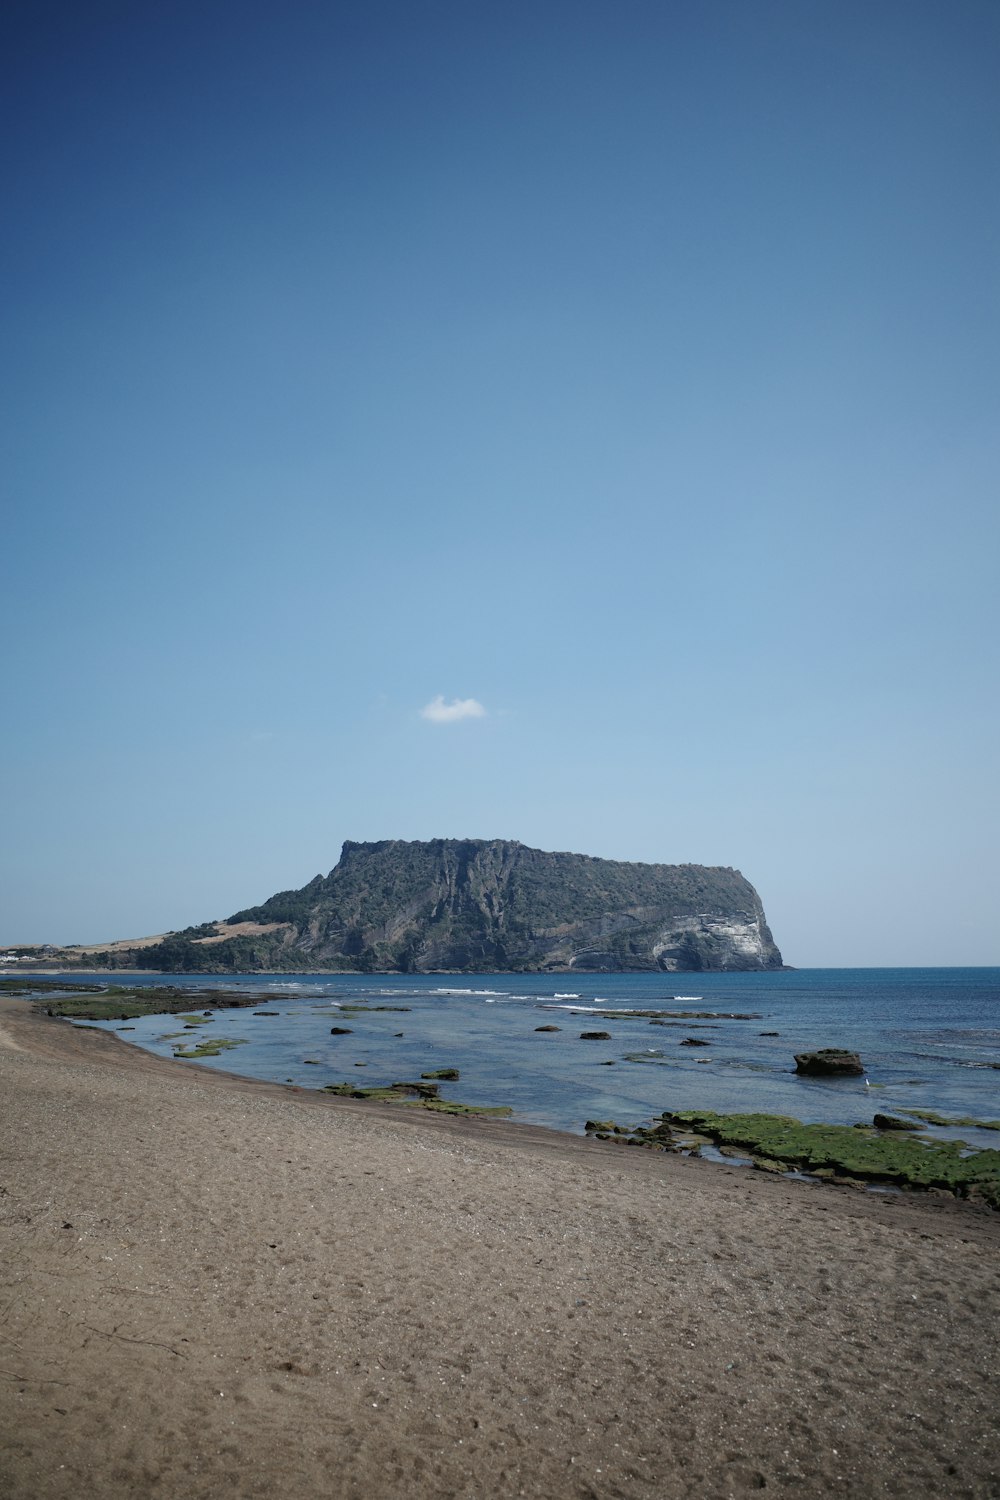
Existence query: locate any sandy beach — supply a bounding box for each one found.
[2,999,998,1499]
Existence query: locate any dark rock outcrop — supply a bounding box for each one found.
[794,1049,864,1077]
[390,1081,440,1099]
[92,838,784,975]
[873,1113,921,1131]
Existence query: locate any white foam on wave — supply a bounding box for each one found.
[553,992,580,1000]
[430,987,509,998]
[542,1003,612,1013]
[673,996,703,1001]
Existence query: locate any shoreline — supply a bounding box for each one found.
[2,963,798,976]
[14,974,1000,1200]
[27,991,1000,1205]
[2,997,999,1498]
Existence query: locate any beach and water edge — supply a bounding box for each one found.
[2,992,999,1499]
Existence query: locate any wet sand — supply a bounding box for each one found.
[2,997,998,1499]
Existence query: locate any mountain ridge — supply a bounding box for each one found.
[72,838,784,973]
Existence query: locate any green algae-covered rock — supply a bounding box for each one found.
[898,1109,1000,1131]
[172,1037,248,1060]
[662,1109,1000,1206]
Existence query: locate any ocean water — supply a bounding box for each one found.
[58,968,1000,1147]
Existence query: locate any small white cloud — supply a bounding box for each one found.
[420,694,487,724]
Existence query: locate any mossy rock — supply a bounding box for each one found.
[661,1109,1000,1205]
[172,1037,248,1060]
[37,984,269,1022]
[391,1080,440,1099]
[898,1109,1000,1132]
[422,1068,460,1080]
[324,1084,404,1101]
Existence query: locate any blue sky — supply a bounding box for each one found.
[2,0,997,965]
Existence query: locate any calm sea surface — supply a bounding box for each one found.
[60,968,1000,1147]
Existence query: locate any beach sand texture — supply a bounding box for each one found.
[2,999,998,1499]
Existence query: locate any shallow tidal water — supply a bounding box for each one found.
[59,967,1000,1148]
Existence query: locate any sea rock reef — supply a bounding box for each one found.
[584,1110,1000,1208]
[72,838,784,974]
[794,1048,864,1077]
[321,1081,511,1116]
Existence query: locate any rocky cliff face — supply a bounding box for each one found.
[122,838,783,973]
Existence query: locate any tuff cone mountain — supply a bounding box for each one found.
[84,839,784,973]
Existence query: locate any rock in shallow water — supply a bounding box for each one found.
[794,1048,864,1077]
[873,1113,922,1131]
